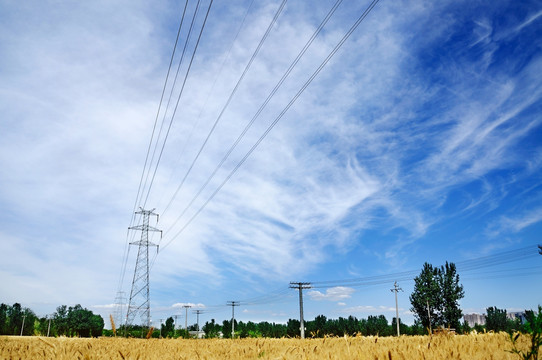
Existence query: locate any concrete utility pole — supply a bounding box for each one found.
[20,315,26,336]
[390,281,403,336]
[183,305,192,335]
[173,314,181,337]
[193,310,204,332]
[226,301,240,338]
[289,282,312,339]
[159,319,164,337]
[47,316,52,337]
[125,208,162,331]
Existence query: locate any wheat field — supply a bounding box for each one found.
[0,333,530,359]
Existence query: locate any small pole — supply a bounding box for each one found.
[47,317,51,337]
[173,315,180,337]
[226,301,240,339]
[289,282,312,339]
[194,310,203,332]
[427,300,432,334]
[20,315,26,336]
[183,305,192,336]
[390,281,403,336]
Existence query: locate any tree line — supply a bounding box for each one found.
[198,314,428,339]
[0,303,104,337]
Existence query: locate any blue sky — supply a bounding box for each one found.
[1,0,541,329]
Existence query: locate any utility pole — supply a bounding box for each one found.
[390,281,403,336]
[20,314,26,336]
[159,319,164,337]
[125,208,162,332]
[183,305,192,335]
[289,282,311,339]
[47,316,51,337]
[173,314,181,337]
[193,310,204,332]
[426,300,432,334]
[227,301,240,339]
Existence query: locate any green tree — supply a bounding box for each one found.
[0,304,9,335]
[54,305,69,336]
[313,315,327,337]
[8,303,24,335]
[486,306,508,332]
[509,305,542,360]
[90,314,104,337]
[161,317,175,338]
[365,315,389,336]
[202,319,221,338]
[286,319,300,337]
[439,262,464,329]
[65,304,103,337]
[410,263,443,330]
[410,262,465,331]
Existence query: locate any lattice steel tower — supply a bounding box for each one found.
[125,208,161,329]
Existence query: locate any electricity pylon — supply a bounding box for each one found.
[113,291,126,330]
[125,208,162,330]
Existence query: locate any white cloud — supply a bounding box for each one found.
[172,303,206,309]
[488,207,542,235]
[308,287,355,302]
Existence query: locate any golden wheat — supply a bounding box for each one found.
[0,333,530,359]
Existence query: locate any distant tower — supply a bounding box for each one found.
[113,291,126,328]
[125,208,161,330]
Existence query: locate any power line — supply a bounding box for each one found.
[154,0,256,216]
[161,0,343,239]
[116,0,190,308]
[138,0,199,213]
[141,0,214,211]
[160,0,289,226]
[160,0,381,250]
[309,244,540,289]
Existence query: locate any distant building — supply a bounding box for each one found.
[188,330,206,339]
[508,312,528,325]
[464,311,530,328]
[463,313,486,327]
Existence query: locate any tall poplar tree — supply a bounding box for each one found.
[409,262,442,330]
[439,262,464,329]
[410,262,464,330]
